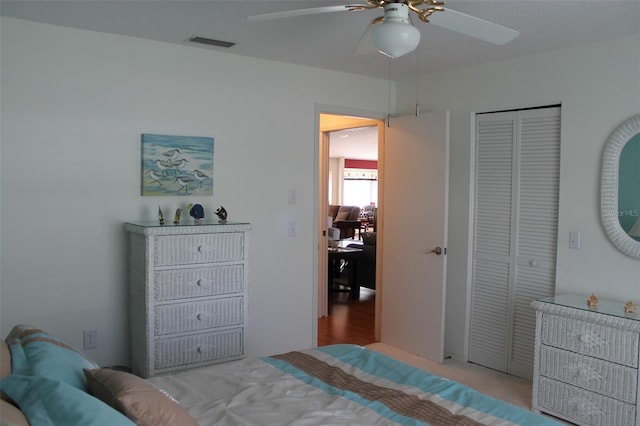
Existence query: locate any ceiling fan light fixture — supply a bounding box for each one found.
[372,21,421,58]
[372,3,421,58]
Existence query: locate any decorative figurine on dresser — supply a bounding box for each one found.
[125,219,250,378]
[188,203,205,224]
[531,294,640,426]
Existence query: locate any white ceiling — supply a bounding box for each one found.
[2,1,639,80]
[330,126,378,160]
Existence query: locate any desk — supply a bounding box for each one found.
[328,247,363,304]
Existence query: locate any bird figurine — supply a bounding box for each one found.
[173,208,182,225]
[215,206,228,223]
[158,206,165,225]
[586,293,598,308]
[188,203,205,224]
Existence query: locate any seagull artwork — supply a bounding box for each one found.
[153,159,172,174]
[174,175,194,193]
[161,149,182,161]
[192,169,209,187]
[171,158,189,174]
[147,169,165,185]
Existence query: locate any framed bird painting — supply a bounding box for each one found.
[141,134,214,196]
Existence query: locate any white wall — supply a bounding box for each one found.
[4,16,639,370]
[396,33,640,360]
[0,17,388,366]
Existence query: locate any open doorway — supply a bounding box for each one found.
[317,113,384,347]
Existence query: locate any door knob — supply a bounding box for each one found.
[426,247,443,255]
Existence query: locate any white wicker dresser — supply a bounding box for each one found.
[532,295,640,426]
[126,221,250,378]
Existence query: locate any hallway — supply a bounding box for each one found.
[318,286,376,347]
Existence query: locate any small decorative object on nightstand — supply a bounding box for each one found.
[625,300,638,314]
[188,203,205,224]
[215,206,228,223]
[586,293,598,308]
[173,208,182,225]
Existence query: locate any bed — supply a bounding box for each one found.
[0,325,560,425]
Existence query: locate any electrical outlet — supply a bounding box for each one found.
[83,329,97,350]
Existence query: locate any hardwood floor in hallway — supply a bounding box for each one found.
[318,286,376,347]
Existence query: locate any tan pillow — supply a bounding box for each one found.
[335,211,350,222]
[0,399,29,426]
[1,339,11,380]
[1,339,13,405]
[83,368,197,426]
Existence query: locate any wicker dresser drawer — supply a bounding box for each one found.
[154,265,244,301]
[155,233,245,266]
[540,345,638,403]
[154,297,244,336]
[541,313,639,367]
[538,376,636,426]
[154,328,244,370]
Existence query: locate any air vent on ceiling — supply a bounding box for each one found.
[189,36,235,48]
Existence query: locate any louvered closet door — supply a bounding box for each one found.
[469,107,560,379]
[469,112,516,374]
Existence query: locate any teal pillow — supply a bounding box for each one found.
[7,325,98,391]
[0,375,135,426]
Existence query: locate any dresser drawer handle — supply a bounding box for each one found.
[187,312,209,321]
[571,363,601,381]
[186,279,211,288]
[190,344,215,354]
[197,245,215,253]
[578,332,600,345]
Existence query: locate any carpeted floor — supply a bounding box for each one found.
[366,343,532,409]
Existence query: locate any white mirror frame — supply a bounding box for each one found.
[601,114,640,259]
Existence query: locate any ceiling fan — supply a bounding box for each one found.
[248,1,519,58]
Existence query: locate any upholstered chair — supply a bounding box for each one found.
[332,206,361,239]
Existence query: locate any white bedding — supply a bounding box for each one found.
[149,344,560,425]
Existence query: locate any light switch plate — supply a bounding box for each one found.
[569,231,581,249]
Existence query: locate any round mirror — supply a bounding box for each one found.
[601,114,640,259]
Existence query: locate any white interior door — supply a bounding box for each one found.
[380,111,449,362]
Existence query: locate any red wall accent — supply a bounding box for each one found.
[344,159,378,169]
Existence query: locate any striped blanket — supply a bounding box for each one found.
[149,344,560,425]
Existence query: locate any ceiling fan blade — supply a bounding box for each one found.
[429,8,519,45]
[248,5,362,22]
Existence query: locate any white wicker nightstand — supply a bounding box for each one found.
[126,221,250,378]
[532,295,640,426]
